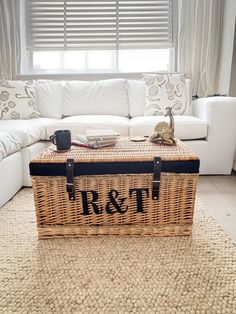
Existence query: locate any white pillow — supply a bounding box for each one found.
[35,81,64,119]
[127,80,146,117]
[143,74,188,116]
[0,81,40,120]
[62,79,129,117]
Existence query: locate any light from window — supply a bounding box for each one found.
[30,49,171,73]
[33,51,61,70]
[87,51,115,70]
[64,51,86,70]
[119,50,170,72]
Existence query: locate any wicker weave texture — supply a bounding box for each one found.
[32,138,198,164]
[32,173,198,238]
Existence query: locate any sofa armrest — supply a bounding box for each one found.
[191,97,236,142]
[191,96,236,173]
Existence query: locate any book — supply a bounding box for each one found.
[76,134,118,148]
[92,140,117,148]
[76,134,117,144]
[85,129,119,141]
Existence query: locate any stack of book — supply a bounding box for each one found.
[76,129,119,148]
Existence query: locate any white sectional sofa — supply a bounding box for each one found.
[1,77,236,208]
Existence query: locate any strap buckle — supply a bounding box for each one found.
[152,157,162,200]
[66,182,74,193]
[66,159,75,201]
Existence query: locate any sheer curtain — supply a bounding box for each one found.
[0,0,21,80]
[177,0,223,97]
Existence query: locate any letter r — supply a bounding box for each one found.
[79,190,102,215]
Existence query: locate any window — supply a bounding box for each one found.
[22,0,175,73]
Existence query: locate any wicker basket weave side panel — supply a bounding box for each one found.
[31,173,198,231]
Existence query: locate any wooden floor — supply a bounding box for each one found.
[197,171,236,244]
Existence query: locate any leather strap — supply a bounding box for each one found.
[152,157,162,200]
[66,159,75,201]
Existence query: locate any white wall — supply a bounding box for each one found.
[216,0,236,95]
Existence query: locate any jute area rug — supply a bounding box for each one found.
[0,189,235,314]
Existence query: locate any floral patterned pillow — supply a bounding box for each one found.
[0,81,40,120]
[143,74,188,116]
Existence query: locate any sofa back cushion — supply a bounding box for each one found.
[35,81,64,119]
[0,81,40,120]
[127,80,146,117]
[62,79,129,117]
[128,77,192,117]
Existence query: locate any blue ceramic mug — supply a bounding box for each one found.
[50,130,71,151]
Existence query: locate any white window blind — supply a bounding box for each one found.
[28,0,173,51]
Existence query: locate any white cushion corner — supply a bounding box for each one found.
[0,131,21,161]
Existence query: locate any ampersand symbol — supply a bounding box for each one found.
[106,189,128,214]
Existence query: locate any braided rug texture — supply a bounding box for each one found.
[0,188,235,314]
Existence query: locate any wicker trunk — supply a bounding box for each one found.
[30,138,199,239]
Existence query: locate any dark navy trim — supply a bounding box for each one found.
[30,160,200,176]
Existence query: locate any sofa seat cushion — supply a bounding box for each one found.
[46,115,130,139]
[0,118,57,147]
[0,131,22,161]
[130,115,208,140]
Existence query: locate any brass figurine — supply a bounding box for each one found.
[149,106,176,145]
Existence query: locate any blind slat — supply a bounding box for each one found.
[28,0,173,50]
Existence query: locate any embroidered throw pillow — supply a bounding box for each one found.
[0,81,40,120]
[143,74,188,116]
